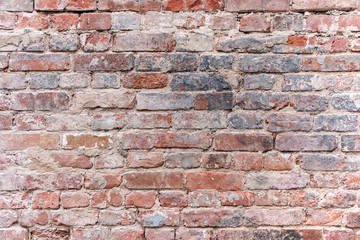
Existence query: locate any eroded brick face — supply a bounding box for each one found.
[1,0,360,238]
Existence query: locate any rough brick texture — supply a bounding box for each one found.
[1,0,360,238]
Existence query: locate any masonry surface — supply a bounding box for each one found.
[0,0,360,239]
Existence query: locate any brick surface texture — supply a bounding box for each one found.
[0,0,360,239]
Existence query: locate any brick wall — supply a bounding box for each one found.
[0,0,360,239]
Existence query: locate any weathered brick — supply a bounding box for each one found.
[173,111,226,129]
[92,73,119,89]
[72,228,110,240]
[49,34,79,52]
[63,134,113,149]
[0,14,17,30]
[210,14,236,30]
[128,152,164,168]
[143,12,173,29]
[331,94,360,112]
[239,54,301,73]
[10,54,70,71]
[339,15,360,31]
[324,230,354,240]
[283,74,323,91]
[276,134,337,151]
[17,14,48,30]
[273,15,303,31]
[99,0,161,11]
[80,13,111,30]
[175,32,213,52]
[220,191,254,206]
[111,227,144,240]
[236,92,289,110]
[91,113,125,130]
[343,173,360,189]
[0,192,30,209]
[74,53,134,71]
[226,0,288,12]
[75,92,134,109]
[46,114,87,131]
[303,55,360,72]
[35,0,96,11]
[199,55,234,72]
[290,94,328,111]
[32,192,59,209]
[146,229,175,240]
[52,210,98,226]
[20,210,49,227]
[124,73,168,89]
[30,73,59,89]
[51,152,93,169]
[0,0,33,11]
[121,132,155,150]
[240,15,271,32]
[246,172,308,190]
[139,209,180,227]
[135,53,197,72]
[95,153,124,169]
[292,0,356,11]
[306,15,335,32]
[305,209,342,226]
[112,12,141,30]
[228,111,263,129]
[188,191,220,207]
[0,113,12,130]
[244,209,304,226]
[0,32,42,52]
[320,192,356,208]
[155,131,211,149]
[233,153,262,171]
[316,36,348,54]
[1,229,28,240]
[1,133,59,150]
[267,113,312,132]
[310,173,340,188]
[59,73,89,89]
[171,73,230,91]
[290,190,319,207]
[174,12,205,29]
[298,154,357,171]
[137,92,193,110]
[186,171,245,190]
[124,171,184,189]
[50,14,79,31]
[341,135,360,152]
[244,74,278,90]
[0,174,17,191]
[99,210,136,226]
[0,210,17,227]
[114,32,174,52]
[85,173,122,190]
[61,192,90,208]
[183,209,241,227]
[165,152,202,169]
[164,0,223,11]
[263,151,293,171]
[202,152,231,169]
[214,133,273,151]
[127,113,171,129]
[176,228,215,240]
[81,33,111,52]
[195,92,233,110]
[315,114,357,131]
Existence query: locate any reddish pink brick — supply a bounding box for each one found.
[340,15,360,31]
[122,132,155,150]
[10,54,70,71]
[84,173,122,190]
[128,152,164,168]
[17,13,48,30]
[61,192,90,208]
[50,153,92,169]
[343,174,360,190]
[32,192,59,209]
[81,32,111,52]
[0,133,59,150]
[186,171,245,190]
[292,0,356,11]
[124,171,184,189]
[210,14,236,30]
[0,113,12,130]
[63,134,113,149]
[233,153,262,171]
[19,210,49,227]
[244,209,304,226]
[139,209,180,227]
[306,209,343,226]
[188,190,220,207]
[52,210,98,226]
[125,191,156,208]
[240,15,271,32]
[159,191,187,207]
[324,230,354,240]
[290,190,318,207]
[226,0,288,11]
[215,133,273,151]
[0,13,16,30]
[91,192,110,209]
[183,209,241,227]
[111,227,144,240]
[99,0,162,11]
[155,131,212,149]
[220,191,254,206]
[74,53,134,71]
[0,229,28,240]
[306,15,335,32]
[80,13,111,30]
[16,114,46,131]
[99,210,136,226]
[0,210,18,227]
[50,14,79,31]
[36,0,96,11]
[0,192,30,209]
[146,228,175,240]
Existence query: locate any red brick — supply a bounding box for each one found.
[255,191,289,206]
[124,73,168,89]
[183,209,241,227]
[282,229,322,240]
[0,229,28,240]
[122,132,155,150]
[128,152,164,168]
[310,173,340,188]
[0,13,16,30]
[99,0,162,11]
[80,13,111,30]
[186,171,244,190]
[290,191,318,207]
[124,171,184,189]
[303,55,360,72]
[17,13,48,30]
[36,0,96,11]
[232,152,262,171]
[50,153,92,169]
[16,113,46,131]
[214,133,273,151]
[74,53,134,71]
[32,192,59,209]
[50,14,79,31]
[63,134,113,149]
[263,152,293,171]
[155,131,211,149]
[220,191,254,206]
[125,191,156,208]
[246,172,308,190]
[139,209,180,227]
[176,228,215,240]
[240,15,271,32]
[317,36,348,53]
[345,212,360,227]
[305,209,343,226]
[188,190,220,207]
[202,152,231,169]
[127,113,172,129]
[91,192,110,209]
[0,133,59,150]
[111,227,144,240]
[306,15,335,32]
[81,32,111,52]
[292,0,356,11]
[159,191,187,207]
[19,210,49,227]
[164,0,223,11]
[0,192,30,209]
[61,192,90,208]
[84,173,122,190]
[10,54,70,71]
[109,191,123,207]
